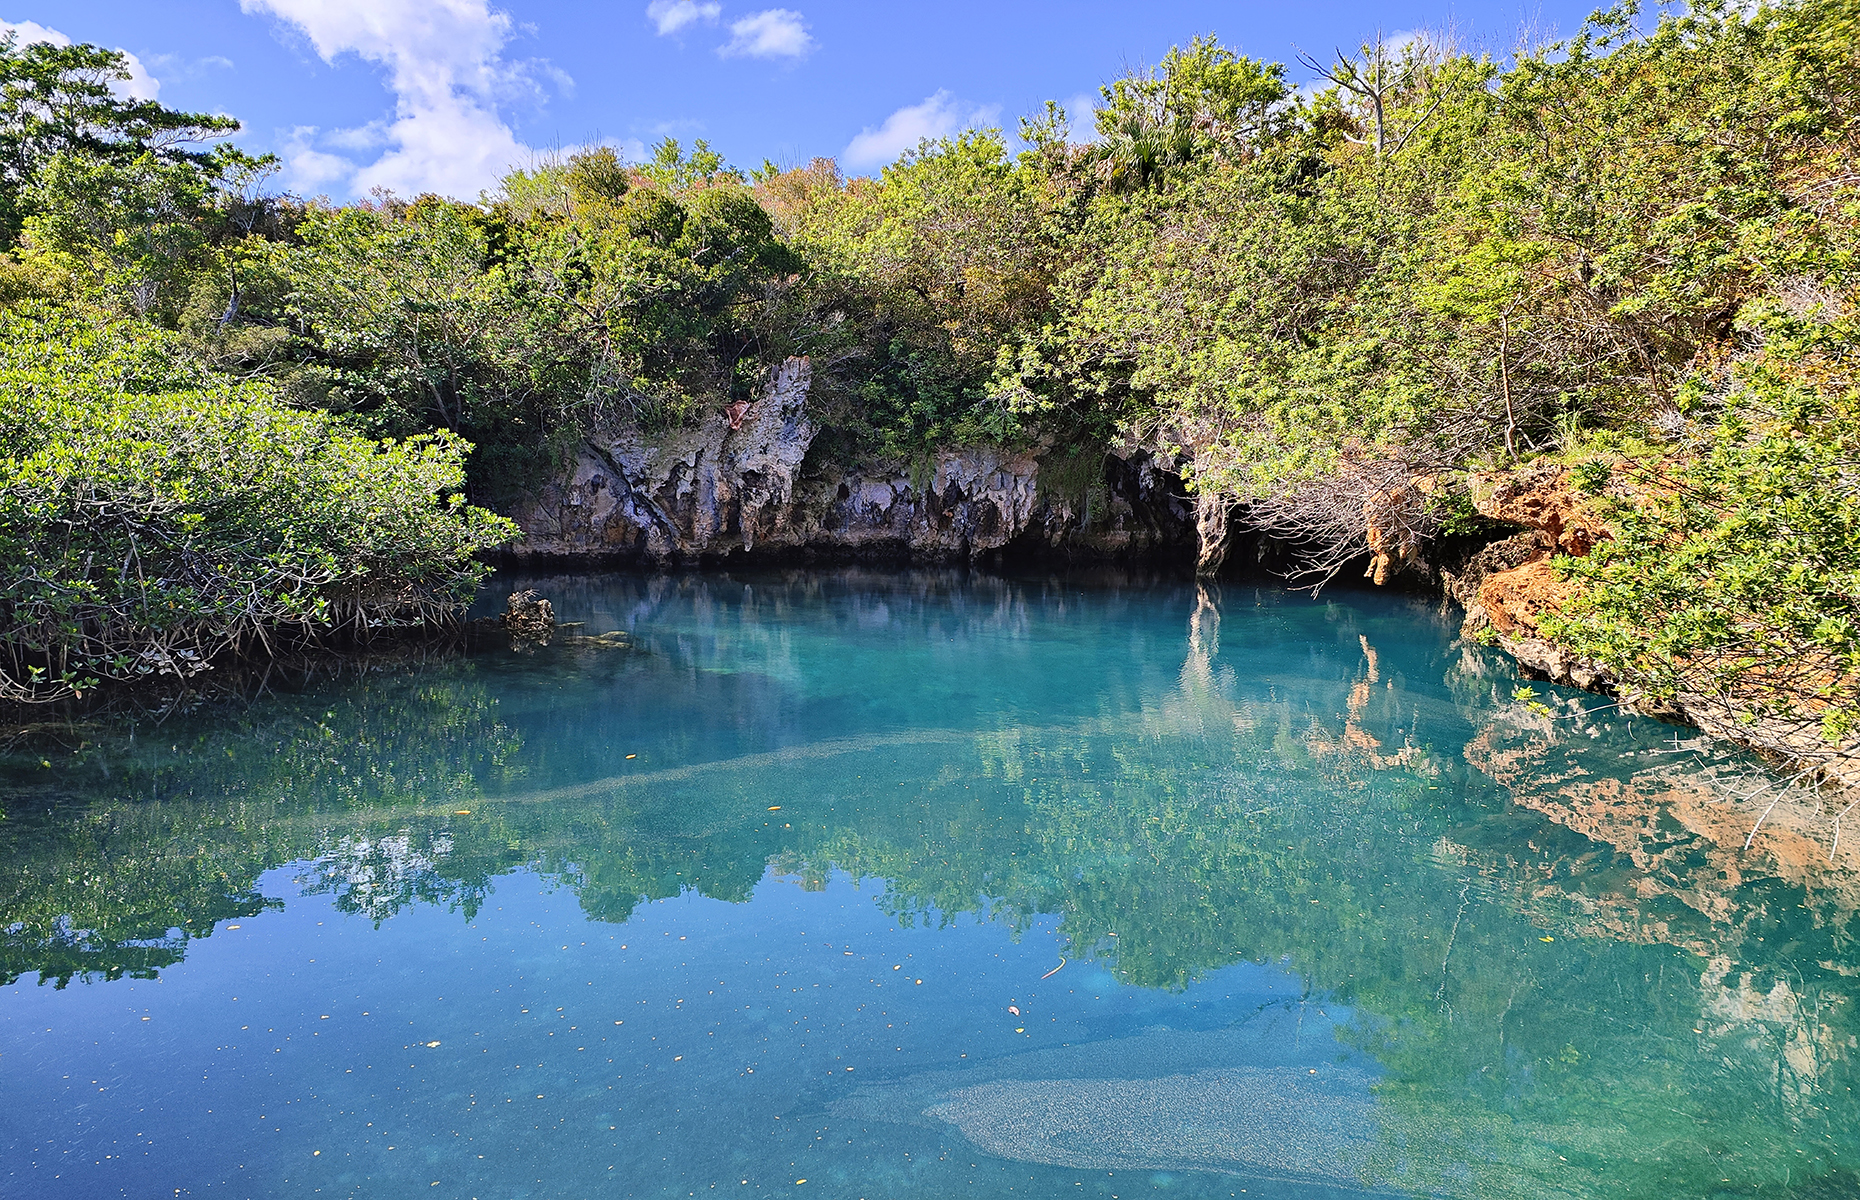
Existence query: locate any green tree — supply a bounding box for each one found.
[0,34,236,243]
[1089,35,1291,191]
[1541,299,1860,759]
[774,129,1082,455]
[23,149,216,319]
[273,194,525,435]
[634,136,741,193]
[496,164,802,429]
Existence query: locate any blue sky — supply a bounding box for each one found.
[23,0,1604,199]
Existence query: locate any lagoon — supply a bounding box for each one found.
[3,570,1855,1199]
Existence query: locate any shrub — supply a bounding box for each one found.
[1541,301,1860,751]
[0,307,516,703]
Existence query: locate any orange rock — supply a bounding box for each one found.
[1476,559,1578,637]
[1470,463,1609,556]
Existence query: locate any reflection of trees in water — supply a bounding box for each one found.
[0,668,527,985]
[1455,666,1860,1082]
[1376,651,1860,1197]
[817,595,1860,1197]
[8,575,1860,1194]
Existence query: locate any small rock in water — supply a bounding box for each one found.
[502,590,557,648]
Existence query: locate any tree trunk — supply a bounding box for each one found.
[1195,491,1233,577]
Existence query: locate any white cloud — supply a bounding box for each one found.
[240,0,563,199]
[146,51,236,80]
[117,54,160,100]
[646,0,720,35]
[323,121,392,152]
[719,9,812,60]
[279,126,356,193]
[842,90,997,170]
[1060,91,1102,143]
[0,18,64,44]
[1,19,161,99]
[645,113,702,133]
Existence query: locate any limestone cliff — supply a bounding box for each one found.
[503,357,1196,566]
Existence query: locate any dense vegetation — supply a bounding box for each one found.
[0,0,1855,746]
[0,33,517,702]
[0,311,513,703]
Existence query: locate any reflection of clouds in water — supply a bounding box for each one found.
[302,832,456,922]
[925,1066,1376,1185]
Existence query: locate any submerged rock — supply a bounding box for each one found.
[827,1020,1588,1198]
[828,1024,1381,1188]
[921,1066,1377,1184]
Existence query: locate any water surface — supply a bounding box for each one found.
[4,570,1858,1199]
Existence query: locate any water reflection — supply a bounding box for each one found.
[3,569,1858,1197]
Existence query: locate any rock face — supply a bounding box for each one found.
[503,357,1196,566]
[1445,467,1613,692]
[505,357,818,562]
[1472,461,1608,556]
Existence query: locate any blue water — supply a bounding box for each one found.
[3,571,1857,1199]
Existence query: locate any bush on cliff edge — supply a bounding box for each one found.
[1542,297,1860,759]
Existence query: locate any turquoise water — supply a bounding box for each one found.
[3,570,1859,1199]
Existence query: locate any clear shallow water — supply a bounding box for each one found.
[3,570,1858,1199]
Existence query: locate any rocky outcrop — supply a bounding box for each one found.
[1471,461,1609,556]
[502,357,1196,566]
[1444,467,1614,692]
[500,589,556,640]
[505,357,818,561]
[1452,462,1860,795]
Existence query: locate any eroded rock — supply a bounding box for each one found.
[501,589,557,648]
[503,359,1195,565]
[1451,466,1612,693]
[1470,462,1609,556]
[1455,462,1860,795]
